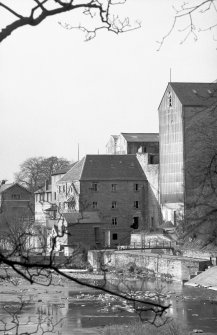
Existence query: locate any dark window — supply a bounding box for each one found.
[134,201,139,208]
[151,217,154,228]
[131,217,139,229]
[149,154,154,164]
[92,201,98,209]
[168,91,172,107]
[54,192,56,200]
[11,194,21,200]
[91,183,98,191]
[111,184,117,192]
[112,217,117,225]
[112,201,117,209]
[94,227,100,243]
[59,186,61,193]
[63,185,65,192]
[134,184,139,191]
[112,233,118,240]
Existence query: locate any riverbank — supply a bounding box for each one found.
[185,266,217,291]
[1,270,217,334]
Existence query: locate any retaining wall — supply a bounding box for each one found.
[88,250,208,281]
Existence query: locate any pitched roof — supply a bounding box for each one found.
[59,155,146,182]
[0,183,14,193]
[51,163,76,176]
[0,183,31,194]
[58,157,86,183]
[169,82,217,106]
[121,133,159,142]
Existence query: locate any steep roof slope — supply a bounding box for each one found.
[170,82,217,106]
[58,155,147,182]
[58,157,86,183]
[121,133,159,142]
[81,155,146,181]
[51,162,76,176]
[0,183,14,193]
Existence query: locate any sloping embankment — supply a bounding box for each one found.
[185,266,217,289]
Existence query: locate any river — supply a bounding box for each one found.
[0,277,217,334]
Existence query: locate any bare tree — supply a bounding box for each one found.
[157,0,217,50]
[177,89,217,245]
[15,156,71,193]
[0,0,141,44]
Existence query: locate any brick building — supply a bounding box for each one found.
[57,155,148,249]
[158,82,217,224]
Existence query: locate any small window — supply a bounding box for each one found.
[92,201,98,209]
[134,201,139,208]
[134,184,139,191]
[149,155,154,164]
[11,194,21,200]
[111,184,117,192]
[168,91,172,107]
[54,192,56,200]
[112,233,118,240]
[91,183,98,191]
[112,201,117,209]
[58,186,61,193]
[131,217,139,229]
[112,217,117,225]
[63,185,65,193]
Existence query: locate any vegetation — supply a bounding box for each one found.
[15,156,71,192]
[104,321,187,335]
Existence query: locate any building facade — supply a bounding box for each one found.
[57,155,148,249]
[158,82,217,225]
[106,133,159,162]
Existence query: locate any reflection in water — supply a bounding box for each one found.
[0,279,217,334]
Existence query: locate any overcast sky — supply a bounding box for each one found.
[0,0,216,181]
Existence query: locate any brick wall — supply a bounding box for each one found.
[80,180,148,246]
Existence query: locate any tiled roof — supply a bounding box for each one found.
[51,163,76,176]
[0,183,14,193]
[121,133,159,142]
[59,155,146,182]
[170,82,217,106]
[58,157,86,183]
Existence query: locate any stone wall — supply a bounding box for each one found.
[136,154,162,228]
[88,250,206,281]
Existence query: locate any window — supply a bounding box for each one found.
[134,183,139,191]
[58,186,61,193]
[149,154,154,164]
[111,201,117,209]
[63,185,65,193]
[111,184,117,192]
[91,183,98,191]
[92,201,98,209]
[134,201,139,208]
[167,91,172,107]
[54,192,56,200]
[11,194,20,200]
[112,217,117,225]
[112,233,118,240]
[131,217,139,229]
